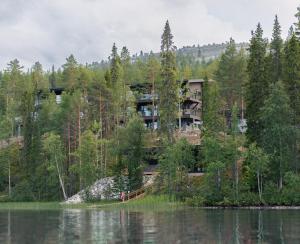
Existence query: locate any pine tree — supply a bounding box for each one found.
[215,38,247,110]
[110,43,122,85]
[159,20,178,142]
[269,15,283,83]
[62,54,79,90]
[245,23,268,145]
[295,6,300,38]
[49,65,56,88]
[120,46,130,68]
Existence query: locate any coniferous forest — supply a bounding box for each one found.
[1,7,300,206]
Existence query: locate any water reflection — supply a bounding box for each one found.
[1,208,300,243]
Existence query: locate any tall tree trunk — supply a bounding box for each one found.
[152,74,156,131]
[55,154,67,200]
[8,162,11,198]
[279,134,283,190]
[68,122,71,168]
[78,105,82,190]
[99,91,104,177]
[217,169,221,190]
[257,170,262,201]
[235,160,239,201]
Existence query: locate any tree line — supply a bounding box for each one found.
[1,6,300,205]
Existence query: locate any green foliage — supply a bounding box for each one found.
[281,172,300,205]
[159,138,196,199]
[112,116,146,192]
[244,143,269,201]
[245,23,268,145]
[42,132,68,200]
[215,38,247,108]
[268,15,283,83]
[282,34,300,125]
[202,78,224,134]
[295,6,300,37]
[71,130,99,189]
[159,21,178,142]
[260,81,296,189]
[1,10,300,206]
[62,54,79,90]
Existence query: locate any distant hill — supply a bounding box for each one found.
[176,42,249,61]
[131,42,249,62]
[90,42,249,69]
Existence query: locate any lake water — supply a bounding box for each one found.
[1,208,300,243]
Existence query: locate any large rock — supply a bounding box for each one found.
[64,175,156,204]
[65,177,115,204]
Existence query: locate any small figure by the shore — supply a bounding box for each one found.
[120,192,125,202]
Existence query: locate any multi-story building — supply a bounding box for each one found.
[130,79,205,130]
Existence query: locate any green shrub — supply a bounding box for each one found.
[281,172,300,205]
[11,181,35,201]
[185,196,206,207]
[263,181,281,205]
[239,192,261,206]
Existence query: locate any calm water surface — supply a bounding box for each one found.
[0,208,300,243]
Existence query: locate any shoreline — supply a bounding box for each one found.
[197,206,300,210]
[2,201,300,210]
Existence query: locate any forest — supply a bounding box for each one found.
[1,6,300,206]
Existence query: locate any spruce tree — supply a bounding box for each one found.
[120,46,131,123]
[109,43,123,128]
[269,15,283,83]
[245,23,268,145]
[295,6,300,38]
[283,33,300,125]
[110,43,122,85]
[159,20,178,142]
[282,33,300,172]
[287,26,295,40]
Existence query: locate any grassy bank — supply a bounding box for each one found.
[0,202,62,210]
[91,195,183,211]
[0,195,182,211]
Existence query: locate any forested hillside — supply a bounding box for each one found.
[1,6,300,206]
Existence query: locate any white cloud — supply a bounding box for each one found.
[0,0,298,70]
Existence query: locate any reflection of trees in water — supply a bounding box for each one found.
[2,209,300,243]
[257,210,264,243]
[0,210,61,243]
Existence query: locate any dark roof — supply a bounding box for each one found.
[50,87,64,95]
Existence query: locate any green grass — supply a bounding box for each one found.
[0,200,119,210]
[94,195,184,211]
[0,202,62,210]
[0,195,183,211]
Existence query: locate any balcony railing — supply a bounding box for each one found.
[184,92,201,101]
[137,94,158,102]
[138,110,158,117]
[182,109,201,118]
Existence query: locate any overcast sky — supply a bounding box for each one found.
[0,0,298,70]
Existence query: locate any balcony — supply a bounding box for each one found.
[138,107,158,121]
[181,109,201,119]
[137,94,158,104]
[184,92,201,103]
